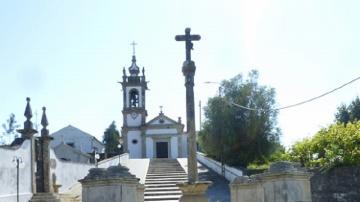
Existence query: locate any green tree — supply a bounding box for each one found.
[102,121,121,157]
[335,96,360,124]
[199,70,281,167]
[1,113,20,145]
[288,122,360,170]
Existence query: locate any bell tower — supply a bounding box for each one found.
[120,42,148,158]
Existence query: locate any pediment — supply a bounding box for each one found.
[147,114,178,126]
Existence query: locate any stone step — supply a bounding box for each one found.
[146,175,187,178]
[147,174,186,177]
[144,190,182,196]
[145,180,187,185]
[144,195,181,201]
[145,187,180,192]
[144,200,179,202]
[145,177,187,182]
[145,183,178,188]
[148,169,182,171]
[147,172,186,175]
[145,159,186,202]
[147,171,186,174]
[149,164,181,166]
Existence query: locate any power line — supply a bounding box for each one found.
[226,75,360,112]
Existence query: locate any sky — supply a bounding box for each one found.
[0,0,360,147]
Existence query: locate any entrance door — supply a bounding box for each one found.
[156,142,168,158]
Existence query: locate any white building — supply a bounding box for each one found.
[120,54,188,159]
[50,125,104,161]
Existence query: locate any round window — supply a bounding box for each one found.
[132,139,138,144]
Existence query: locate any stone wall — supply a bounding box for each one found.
[311,166,360,202]
[0,140,33,202]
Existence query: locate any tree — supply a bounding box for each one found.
[102,121,121,157]
[1,113,20,145]
[335,96,360,124]
[288,122,360,170]
[198,70,281,167]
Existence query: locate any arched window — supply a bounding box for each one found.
[129,89,139,107]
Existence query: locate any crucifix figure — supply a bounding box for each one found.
[175,28,201,61]
[130,41,137,55]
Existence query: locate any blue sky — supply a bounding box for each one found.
[1,0,359,146]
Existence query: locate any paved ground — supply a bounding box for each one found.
[178,158,231,202]
[198,162,231,202]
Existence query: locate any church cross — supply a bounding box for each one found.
[175,28,201,61]
[159,105,163,113]
[130,41,137,55]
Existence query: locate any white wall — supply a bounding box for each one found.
[170,136,178,158]
[181,134,188,157]
[127,131,142,158]
[197,152,243,182]
[50,149,93,193]
[0,140,32,202]
[126,114,142,126]
[145,137,153,158]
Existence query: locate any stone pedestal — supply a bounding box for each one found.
[230,161,312,202]
[177,181,212,202]
[80,165,144,202]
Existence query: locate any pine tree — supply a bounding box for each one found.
[102,121,121,157]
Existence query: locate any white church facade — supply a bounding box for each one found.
[120,53,188,159]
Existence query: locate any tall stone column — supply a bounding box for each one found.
[40,107,54,193]
[182,60,198,182]
[17,97,38,194]
[176,28,212,202]
[30,107,60,202]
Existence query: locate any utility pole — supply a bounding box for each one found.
[13,156,22,202]
[199,100,202,130]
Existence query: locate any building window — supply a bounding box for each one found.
[132,139,138,144]
[129,89,139,108]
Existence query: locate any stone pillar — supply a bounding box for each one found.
[230,161,312,202]
[30,107,61,202]
[182,60,198,183]
[16,97,38,194]
[80,164,144,202]
[176,28,212,202]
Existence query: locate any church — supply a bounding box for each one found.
[120,51,188,159]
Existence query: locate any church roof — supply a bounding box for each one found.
[146,112,180,126]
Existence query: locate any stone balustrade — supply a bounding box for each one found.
[230,161,312,202]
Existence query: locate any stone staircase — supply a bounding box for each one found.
[144,159,188,202]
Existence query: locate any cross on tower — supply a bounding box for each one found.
[175,28,201,61]
[159,105,163,113]
[130,41,137,56]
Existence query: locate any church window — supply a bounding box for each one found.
[129,89,139,107]
[132,139,138,144]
